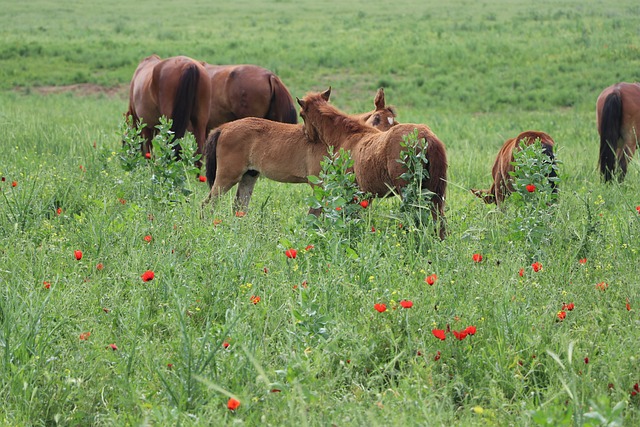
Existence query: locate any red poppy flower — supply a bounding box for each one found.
[636,206,640,214]
[464,325,477,335]
[145,152,151,159]
[223,341,230,349]
[596,282,608,291]
[562,302,575,311]
[1,177,4,181]
[305,245,314,251]
[557,311,567,320]
[374,303,387,313]
[74,250,83,260]
[431,329,446,340]
[526,184,536,193]
[434,350,441,361]
[118,198,126,204]
[425,274,437,286]
[472,253,483,263]
[270,389,282,393]
[96,263,104,271]
[399,300,413,309]
[56,207,62,215]
[79,332,91,340]
[11,181,17,187]
[578,258,587,265]
[371,226,376,232]
[285,248,297,259]
[143,235,152,243]
[518,268,524,277]
[227,397,240,411]
[452,330,468,340]
[213,218,222,226]
[235,211,246,217]
[107,343,118,351]
[141,270,155,282]
[584,357,589,364]
[250,295,260,305]
[627,301,631,311]
[167,363,173,369]
[531,262,542,272]
[359,200,369,208]
[198,175,206,182]
[102,307,110,313]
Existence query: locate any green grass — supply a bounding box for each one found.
[1,0,640,425]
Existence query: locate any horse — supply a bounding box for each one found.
[596,82,640,182]
[204,63,298,129]
[297,88,448,239]
[201,88,400,218]
[471,130,556,205]
[126,54,211,162]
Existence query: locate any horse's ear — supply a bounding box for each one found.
[296,97,305,108]
[374,88,385,109]
[321,87,331,101]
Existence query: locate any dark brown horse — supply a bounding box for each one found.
[471,130,556,205]
[201,89,399,216]
[126,54,211,160]
[204,63,298,129]
[297,88,448,239]
[596,82,640,182]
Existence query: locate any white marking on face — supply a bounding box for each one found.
[387,117,394,125]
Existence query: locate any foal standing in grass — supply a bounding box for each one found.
[201,88,398,214]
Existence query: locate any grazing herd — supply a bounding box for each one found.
[126,54,640,239]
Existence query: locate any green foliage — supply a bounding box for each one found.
[506,138,561,258]
[119,115,201,204]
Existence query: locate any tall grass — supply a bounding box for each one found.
[1,0,640,425]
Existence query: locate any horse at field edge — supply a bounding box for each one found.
[596,82,640,182]
[201,87,399,217]
[296,88,447,239]
[126,54,211,163]
[471,130,557,205]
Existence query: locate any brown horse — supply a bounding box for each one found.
[471,130,556,204]
[204,63,298,129]
[201,88,399,215]
[297,88,448,239]
[596,82,640,182]
[351,87,398,131]
[126,54,211,160]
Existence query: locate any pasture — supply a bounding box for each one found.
[1,0,640,425]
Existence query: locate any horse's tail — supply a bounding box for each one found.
[266,74,298,124]
[426,138,448,239]
[541,140,558,194]
[171,63,200,141]
[204,128,221,188]
[599,90,622,182]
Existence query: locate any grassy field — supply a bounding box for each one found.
[2,0,640,425]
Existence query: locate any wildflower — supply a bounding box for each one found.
[335,206,342,211]
[562,302,575,311]
[374,303,387,313]
[579,258,587,265]
[107,343,118,351]
[227,397,240,411]
[632,383,640,397]
[584,357,589,364]
[472,253,483,263]
[43,281,51,289]
[12,181,17,187]
[371,226,376,232]
[519,268,524,277]
[525,184,536,193]
[434,351,441,361]
[74,250,83,260]
[557,311,567,320]
[285,248,297,259]
[464,325,477,335]
[96,263,104,271]
[56,207,62,215]
[145,152,151,159]
[167,363,173,369]
[223,341,230,349]
[250,295,260,305]
[270,389,282,393]
[627,300,631,311]
[432,329,446,341]
[198,175,206,182]
[102,307,110,313]
[141,270,155,282]
[235,211,246,217]
[531,262,542,272]
[596,282,608,291]
[143,235,152,243]
[636,206,640,214]
[305,245,314,251]
[79,332,91,340]
[425,274,437,286]
[118,198,126,204]
[359,200,369,208]
[399,300,413,309]
[452,330,468,340]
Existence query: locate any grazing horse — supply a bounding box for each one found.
[471,130,556,205]
[126,54,211,161]
[596,82,640,182]
[297,88,448,239]
[204,63,298,129]
[201,88,399,216]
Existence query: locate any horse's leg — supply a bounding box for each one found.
[201,178,238,210]
[431,199,447,240]
[234,171,259,213]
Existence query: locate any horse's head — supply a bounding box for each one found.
[471,188,497,204]
[357,88,398,131]
[297,87,331,143]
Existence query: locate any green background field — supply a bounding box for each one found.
[1,0,640,425]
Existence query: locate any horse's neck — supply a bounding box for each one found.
[316,115,369,151]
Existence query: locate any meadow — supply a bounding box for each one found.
[1,0,640,425]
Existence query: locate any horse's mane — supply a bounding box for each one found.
[307,94,374,135]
